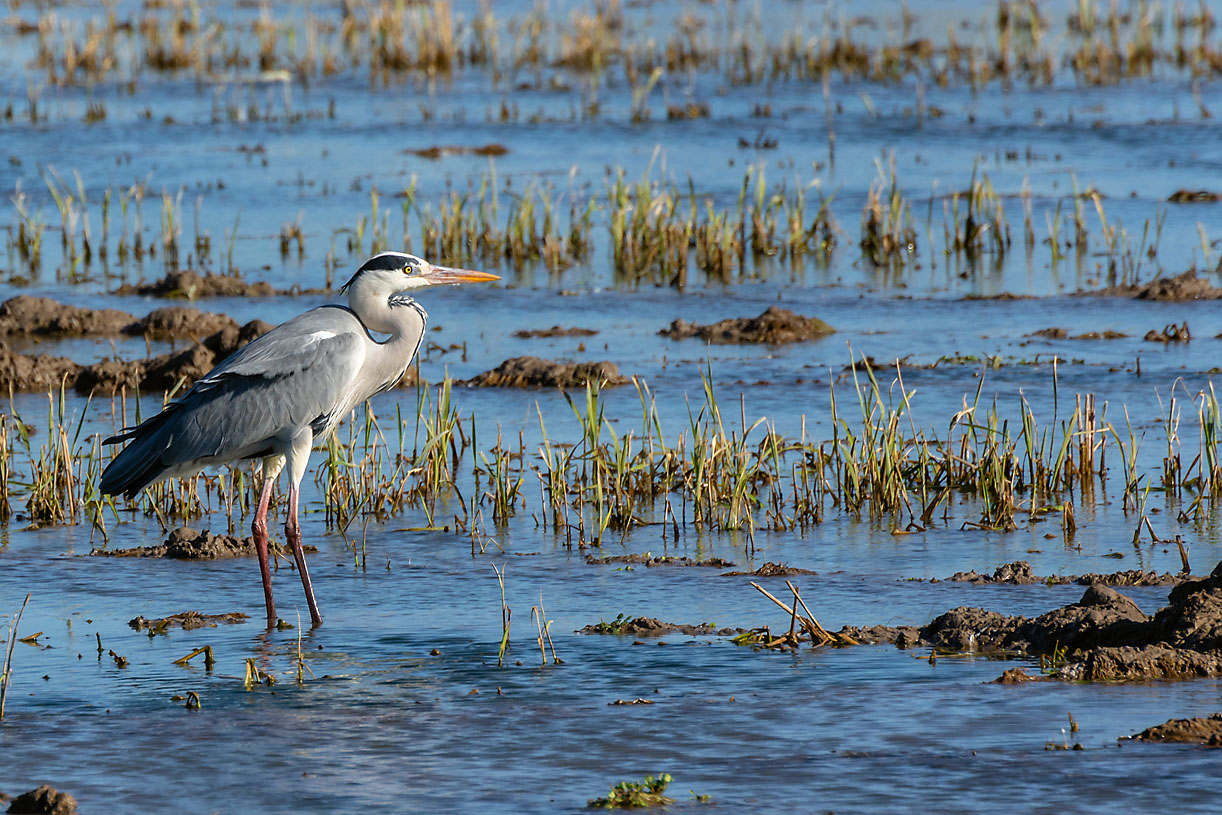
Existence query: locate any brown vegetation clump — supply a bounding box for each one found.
[660,307,834,344]
[461,356,627,388]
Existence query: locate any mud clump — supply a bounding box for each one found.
[942,560,1184,587]
[586,554,736,568]
[112,269,276,298]
[1132,713,1222,745]
[1167,189,1221,203]
[462,356,627,388]
[721,562,817,577]
[405,143,509,159]
[0,320,271,394]
[130,306,237,339]
[1092,269,1222,301]
[580,615,745,637]
[1026,327,1127,340]
[99,527,255,559]
[0,296,240,340]
[512,325,598,339]
[6,785,77,815]
[846,560,1222,681]
[0,344,82,391]
[991,667,1045,684]
[660,307,834,344]
[0,296,130,336]
[128,610,249,631]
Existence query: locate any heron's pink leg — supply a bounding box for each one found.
[286,484,322,627]
[252,475,278,627]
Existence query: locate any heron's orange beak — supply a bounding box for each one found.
[422,265,501,285]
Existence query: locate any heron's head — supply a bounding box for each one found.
[340,251,500,295]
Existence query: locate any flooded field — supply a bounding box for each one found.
[3,0,1222,811]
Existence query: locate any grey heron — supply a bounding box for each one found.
[100,251,499,627]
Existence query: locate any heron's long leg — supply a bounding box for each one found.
[286,483,322,627]
[284,429,322,627]
[252,472,278,627]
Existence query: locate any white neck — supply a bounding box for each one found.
[346,277,427,393]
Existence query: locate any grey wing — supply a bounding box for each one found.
[100,310,367,496]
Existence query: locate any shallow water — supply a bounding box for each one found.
[3,0,1222,811]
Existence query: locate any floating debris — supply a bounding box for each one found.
[129,611,248,631]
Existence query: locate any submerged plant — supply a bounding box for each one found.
[588,774,673,809]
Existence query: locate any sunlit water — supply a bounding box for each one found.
[3,0,1222,811]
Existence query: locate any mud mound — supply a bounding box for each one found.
[0,296,130,335]
[579,615,745,637]
[0,296,240,341]
[128,610,249,631]
[129,306,237,338]
[113,269,276,298]
[1067,644,1222,681]
[721,562,817,577]
[0,343,82,391]
[1026,327,1128,340]
[100,527,255,559]
[844,561,1222,681]
[6,785,77,815]
[513,325,598,338]
[660,307,834,344]
[943,560,1184,586]
[991,667,1045,684]
[462,356,627,388]
[1091,270,1222,301]
[586,554,736,568]
[0,320,270,394]
[1132,713,1222,745]
[405,143,509,159]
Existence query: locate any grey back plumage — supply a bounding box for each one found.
[101,305,376,497]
